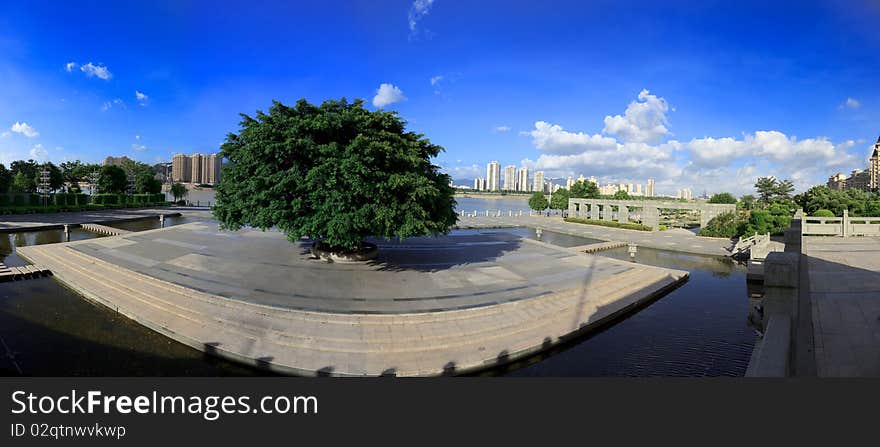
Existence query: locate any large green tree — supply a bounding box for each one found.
[134,172,162,194]
[754,176,778,204]
[98,165,128,194]
[569,180,599,199]
[213,98,457,251]
[549,188,570,211]
[528,191,548,211]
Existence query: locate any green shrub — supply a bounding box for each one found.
[76,194,88,206]
[0,195,8,206]
[700,211,739,238]
[53,193,68,207]
[563,217,652,231]
[93,194,118,205]
[28,194,40,206]
[13,195,25,206]
[739,210,790,236]
[812,209,834,217]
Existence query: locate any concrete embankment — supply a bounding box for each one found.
[18,221,688,376]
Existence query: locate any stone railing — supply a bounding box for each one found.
[746,210,804,377]
[802,209,880,237]
[567,198,734,231]
[456,209,562,218]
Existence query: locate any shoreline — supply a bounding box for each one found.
[455,193,530,200]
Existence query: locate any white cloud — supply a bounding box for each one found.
[430,75,444,86]
[517,89,861,195]
[135,135,141,140]
[10,121,39,137]
[131,144,147,152]
[524,121,617,155]
[494,126,510,133]
[372,83,406,108]
[408,0,435,34]
[65,62,77,72]
[29,144,48,161]
[441,162,482,181]
[602,89,671,143]
[102,98,124,111]
[0,131,9,138]
[841,97,861,109]
[79,62,112,80]
[135,90,149,105]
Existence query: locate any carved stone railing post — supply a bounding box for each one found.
[842,209,849,238]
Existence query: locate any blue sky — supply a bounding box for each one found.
[0,0,878,195]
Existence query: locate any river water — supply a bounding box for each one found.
[0,217,756,376]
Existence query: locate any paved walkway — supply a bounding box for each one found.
[804,236,880,376]
[18,222,687,376]
[0,208,182,233]
[456,215,733,256]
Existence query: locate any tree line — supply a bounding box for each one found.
[0,159,165,195]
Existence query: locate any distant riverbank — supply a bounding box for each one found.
[454,193,530,200]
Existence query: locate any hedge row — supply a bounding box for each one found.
[563,217,653,231]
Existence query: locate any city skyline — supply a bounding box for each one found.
[0,1,878,196]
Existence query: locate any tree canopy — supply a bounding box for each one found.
[708,192,737,204]
[794,185,880,217]
[569,180,599,199]
[528,191,548,211]
[135,172,162,194]
[98,165,128,194]
[170,182,188,201]
[755,176,794,204]
[611,189,630,200]
[550,188,570,210]
[212,98,457,251]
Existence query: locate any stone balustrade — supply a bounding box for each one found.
[802,209,880,237]
[567,198,735,231]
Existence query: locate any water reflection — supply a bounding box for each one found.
[0,215,263,376]
[480,228,757,377]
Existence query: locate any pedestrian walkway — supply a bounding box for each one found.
[804,236,880,376]
[456,215,733,256]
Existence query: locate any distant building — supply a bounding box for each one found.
[103,156,133,167]
[171,152,222,185]
[566,176,574,189]
[827,137,880,192]
[517,167,530,192]
[503,165,517,191]
[646,179,655,197]
[533,171,545,193]
[486,161,501,191]
[827,172,847,190]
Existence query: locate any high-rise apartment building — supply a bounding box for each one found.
[566,176,574,189]
[517,167,530,192]
[646,179,655,197]
[486,161,501,192]
[503,165,517,191]
[533,171,545,193]
[171,152,223,185]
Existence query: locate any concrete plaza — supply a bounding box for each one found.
[804,236,880,376]
[18,221,687,376]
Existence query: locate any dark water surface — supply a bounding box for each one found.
[0,216,263,376]
[474,228,756,377]
[0,222,755,376]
